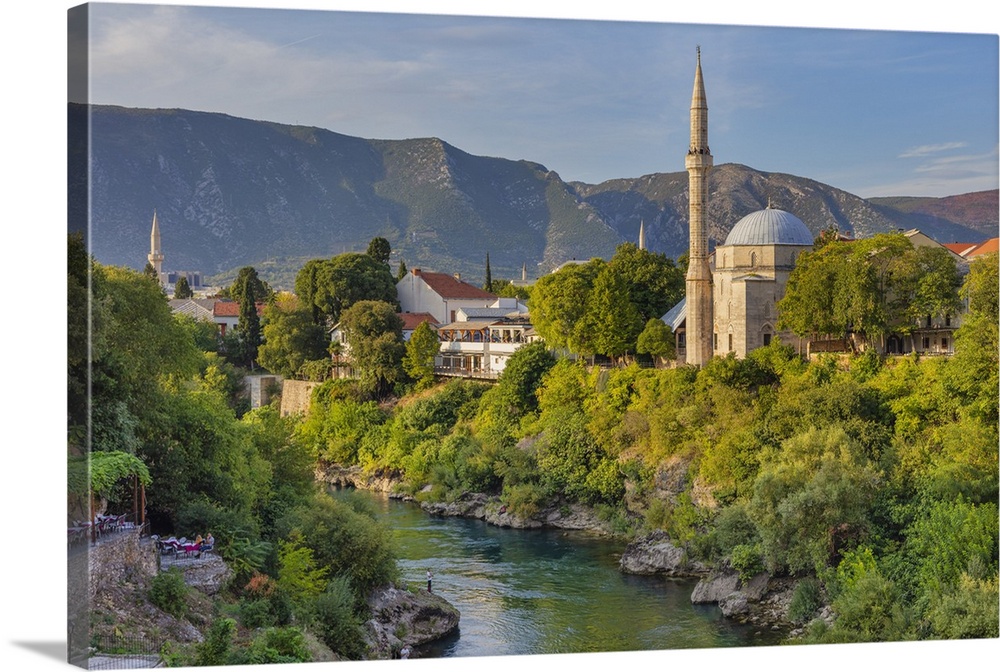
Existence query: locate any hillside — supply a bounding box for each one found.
[70,103,995,289]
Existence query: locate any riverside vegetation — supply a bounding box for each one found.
[70,230,998,664]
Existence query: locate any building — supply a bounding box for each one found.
[396,268,498,323]
[148,211,165,283]
[666,50,812,364]
[711,207,813,358]
[434,298,533,378]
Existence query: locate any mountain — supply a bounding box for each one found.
[70,103,996,289]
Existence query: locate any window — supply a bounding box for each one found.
[945,314,952,327]
[713,333,718,350]
[926,315,932,327]
[941,337,948,350]
[763,333,772,346]
[677,331,686,350]
[728,333,733,352]
[922,337,930,349]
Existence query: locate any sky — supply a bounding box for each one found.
[0,4,998,672]
[72,1,999,198]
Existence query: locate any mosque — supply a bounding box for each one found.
[663,49,813,364]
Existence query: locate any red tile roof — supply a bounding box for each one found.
[965,238,999,258]
[398,312,438,331]
[943,242,977,256]
[412,270,497,300]
[213,300,264,317]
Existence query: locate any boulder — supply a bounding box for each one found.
[690,568,742,603]
[619,531,706,577]
[165,555,233,596]
[364,585,460,659]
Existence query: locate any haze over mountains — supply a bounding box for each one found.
[69,103,997,289]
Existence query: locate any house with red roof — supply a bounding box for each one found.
[211,299,265,338]
[396,268,497,324]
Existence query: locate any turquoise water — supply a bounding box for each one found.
[327,488,783,658]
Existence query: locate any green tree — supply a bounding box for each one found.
[300,253,398,325]
[236,267,264,368]
[294,258,325,324]
[276,530,329,608]
[257,296,328,378]
[748,425,880,573]
[484,252,492,290]
[607,242,685,323]
[143,261,158,280]
[402,321,440,389]
[366,236,391,266]
[340,300,405,399]
[577,265,643,360]
[173,275,193,299]
[529,259,604,351]
[279,494,398,602]
[945,252,999,427]
[229,265,273,306]
[396,259,408,282]
[778,241,850,339]
[636,318,675,365]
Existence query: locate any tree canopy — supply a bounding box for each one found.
[295,253,398,326]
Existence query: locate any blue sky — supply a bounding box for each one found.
[76,1,999,198]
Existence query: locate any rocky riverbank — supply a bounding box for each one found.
[316,462,824,640]
[364,585,461,659]
[315,462,615,535]
[618,530,830,637]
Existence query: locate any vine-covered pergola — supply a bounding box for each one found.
[68,450,152,542]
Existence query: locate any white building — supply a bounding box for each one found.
[396,268,497,324]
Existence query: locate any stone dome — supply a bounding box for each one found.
[722,207,814,246]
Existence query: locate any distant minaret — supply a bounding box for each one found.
[685,48,714,366]
[521,262,527,283]
[638,220,646,250]
[148,211,164,280]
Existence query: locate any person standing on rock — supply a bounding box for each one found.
[400,645,411,659]
[426,570,433,593]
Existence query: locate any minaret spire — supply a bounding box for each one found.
[638,219,646,251]
[684,48,714,366]
[148,210,164,282]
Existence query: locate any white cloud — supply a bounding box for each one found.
[898,142,968,158]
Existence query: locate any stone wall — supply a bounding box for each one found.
[279,379,319,417]
[88,532,158,601]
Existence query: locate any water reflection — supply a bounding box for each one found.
[327,487,782,658]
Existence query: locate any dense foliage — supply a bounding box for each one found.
[70,236,401,661]
[300,251,998,643]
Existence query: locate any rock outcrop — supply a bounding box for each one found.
[619,530,708,577]
[164,554,233,596]
[364,585,460,659]
[315,463,403,494]
[691,567,799,630]
[421,492,613,535]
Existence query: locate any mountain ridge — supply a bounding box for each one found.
[69,103,996,289]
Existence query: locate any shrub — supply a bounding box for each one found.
[730,543,765,582]
[501,482,548,520]
[788,577,823,624]
[229,627,312,665]
[148,567,188,617]
[239,598,276,629]
[313,577,367,660]
[194,618,236,667]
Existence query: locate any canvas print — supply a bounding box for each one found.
[67,2,999,669]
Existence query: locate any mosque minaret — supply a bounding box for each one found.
[148,210,164,279]
[684,48,714,366]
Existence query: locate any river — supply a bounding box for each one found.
[328,487,784,658]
